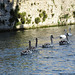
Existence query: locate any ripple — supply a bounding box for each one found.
[59,73,75,75]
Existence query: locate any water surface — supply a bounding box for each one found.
[0,25,75,75]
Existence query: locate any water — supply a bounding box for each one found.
[0,25,75,75]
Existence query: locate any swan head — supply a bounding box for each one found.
[51,35,54,38]
[69,28,71,30]
[64,29,67,32]
[66,33,69,36]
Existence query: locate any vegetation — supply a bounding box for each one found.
[18,12,26,19]
[26,18,31,24]
[51,13,54,17]
[10,5,27,28]
[39,13,43,18]
[61,5,63,10]
[42,11,47,22]
[62,14,69,19]
[34,2,36,5]
[35,17,41,24]
[59,13,71,26]
[16,22,22,26]
[31,3,33,6]
[52,0,55,4]
[73,11,75,23]
[39,10,48,22]
[9,5,20,27]
[73,11,75,19]
[21,17,25,24]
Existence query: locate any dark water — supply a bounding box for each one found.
[0,25,75,75]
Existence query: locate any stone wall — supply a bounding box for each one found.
[0,0,75,30]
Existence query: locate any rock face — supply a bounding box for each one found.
[0,0,75,30]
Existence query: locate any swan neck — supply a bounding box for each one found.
[35,38,38,47]
[51,37,53,45]
[29,41,31,50]
[66,34,69,41]
[69,29,71,33]
[64,29,67,35]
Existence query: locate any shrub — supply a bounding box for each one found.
[28,14,31,17]
[61,5,63,10]
[21,17,25,24]
[18,12,26,18]
[42,18,46,22]
[73,11,75,18]
[42,11,47,21]
[34,2,36,5]
[52,14,54,17]
[26,18,31,24]
[35,17,41,24]
[44,14,47,18]
[16,22,22,26]
[31,3,33,6]
[22,12,26,17]
[39,10,48,22]
[39,13,43,18]
[42,11,46,15]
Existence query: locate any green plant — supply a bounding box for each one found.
[22,12,26,17]
[73,11,75,18]
[35,17,41,24]
[16,22,22,26]
[52,14,54,17]
[26,18,31,24]
[71,5,74,8]
[39,9,42,12]
[44,14,47,18]
[21,17,25,24]
[39,13,43,18]
[63,14,69,19]
[28,14,30,17]
[39,10,48,22]
[42,11,47,21]
[42,18,46,22]
[31,3,33,6]
[61,5,63,10]
[9,5,22,27]
[32,22,34,24]
[73,11,75,22]
[52,0,55,4]
[34,2,36,5]
[18,12,26,18]
[58,21,60,25]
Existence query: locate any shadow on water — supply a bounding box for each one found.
[0,0,20,31]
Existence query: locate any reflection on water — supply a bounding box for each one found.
[0,25,75,75]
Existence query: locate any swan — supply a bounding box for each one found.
[21,38,38,55]
[59,33,69,45]
[21,50,32,55]
[59,28,72,39]
[59,29,67,39]
[27,38,38,51]
[68,28,72,36]
[42,35,54,48]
